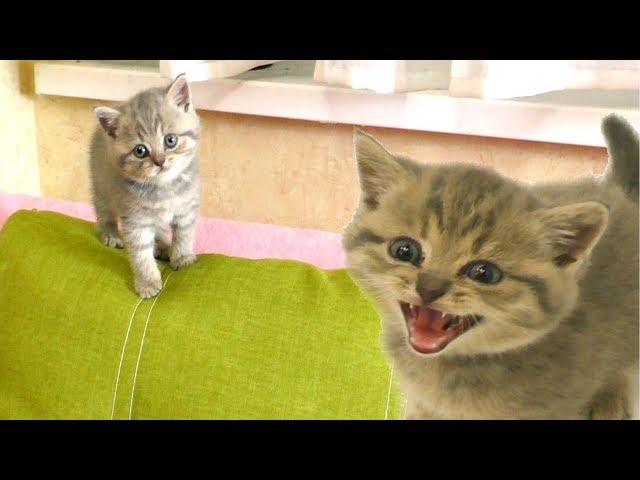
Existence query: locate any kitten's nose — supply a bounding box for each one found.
[416,273,451,305]
[153,156,165,167]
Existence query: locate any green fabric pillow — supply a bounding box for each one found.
[0,210,404,419]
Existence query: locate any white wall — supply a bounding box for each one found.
[0,60,40,195]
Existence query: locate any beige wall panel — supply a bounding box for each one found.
[35,95,607,232]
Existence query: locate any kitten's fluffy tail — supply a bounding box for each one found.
[602,114,639,203]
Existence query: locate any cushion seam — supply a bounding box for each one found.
[128,269,174,420]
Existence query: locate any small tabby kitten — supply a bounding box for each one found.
[90,74,201,298]
[343,115,638,419]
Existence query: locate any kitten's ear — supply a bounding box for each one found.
[354,129,409,209]
[166,73,192,112]
[534,201,609,269]
[94,106,120,138]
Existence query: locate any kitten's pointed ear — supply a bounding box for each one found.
[166,73,192,112]
[534,201,609,270]
[94,106,120,138]
[354,129,409,209]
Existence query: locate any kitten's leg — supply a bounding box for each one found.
[154,228,172,261]
[122,224,163,298]
[94,195,123,248]
[100,220,123,248]
[169,210,197,270]
[586,376,632,420]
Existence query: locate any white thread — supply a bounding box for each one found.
[128,272,174,420]
[110,297,144,419]
[384,365,394,420]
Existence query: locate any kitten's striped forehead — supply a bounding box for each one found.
[127,89,165,134]
[417,165,539,245]
[344,162,542,261]
[116,87,197,143]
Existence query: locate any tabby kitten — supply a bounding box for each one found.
[90,74,201,298]
[343,115,639,419]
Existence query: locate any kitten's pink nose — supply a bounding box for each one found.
[153,157,165,167]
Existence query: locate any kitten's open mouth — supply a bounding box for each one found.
[399,302,482,354]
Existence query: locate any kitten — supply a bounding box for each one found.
[90,74,201,298]
[343,114,639,419]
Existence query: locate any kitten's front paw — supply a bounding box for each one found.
[586,379,631,420]
[135,277,163,298]
[154,244,171,261]
[170,253,197,271]
[101,233,124,249]
[588,397,630,420]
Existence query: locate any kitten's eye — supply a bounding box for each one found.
[464,261,503,284]
[389,237,422,266]
[164,134,178,149]
[133,144,149,158]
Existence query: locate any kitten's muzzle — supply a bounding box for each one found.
[399,301,482,355]
[416,273,451,304]
[152,156,166,168]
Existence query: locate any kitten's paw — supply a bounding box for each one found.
[154,244,171,261]
[588,398,630,420]
[135,277,163,299]
[170,253,197,271]
[101,233,124,249]
[587,379,631,420]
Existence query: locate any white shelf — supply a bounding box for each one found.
[34,60,640,148]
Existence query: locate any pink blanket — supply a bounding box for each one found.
[0,191,346,270]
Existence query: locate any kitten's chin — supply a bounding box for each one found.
[154,167,176,182]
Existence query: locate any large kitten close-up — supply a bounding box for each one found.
[343,115,639,419]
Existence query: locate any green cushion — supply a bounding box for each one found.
[0,210,404,419]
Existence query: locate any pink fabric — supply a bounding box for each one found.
[0,191,346,270]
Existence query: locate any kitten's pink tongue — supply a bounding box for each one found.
[408,308,459,354]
